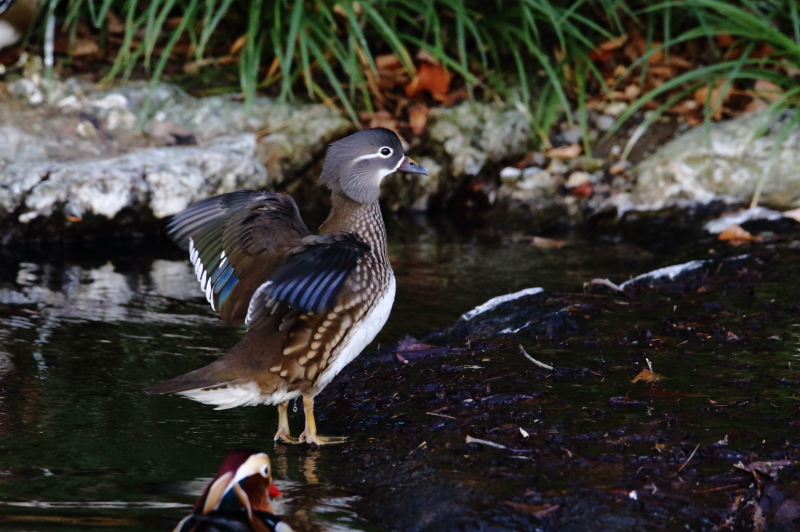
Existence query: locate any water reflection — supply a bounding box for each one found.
[0,223,684,531]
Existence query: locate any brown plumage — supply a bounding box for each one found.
[146,128,428,445]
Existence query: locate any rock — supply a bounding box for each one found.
[428,101,530,178]
[625,110,800,213]
[595,114,616,132]
[429,287,570,342]
[566,171,593,188]
[498,168,558,204]
[1,134,265,225]
[703,207,783,234]
[7,77,350,186]
[499,166,522,179]
[83,82,350,183]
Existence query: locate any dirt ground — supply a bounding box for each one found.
[309,223,800,532]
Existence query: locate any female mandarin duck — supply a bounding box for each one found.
[174,449,292,532]
[147,128,428,445]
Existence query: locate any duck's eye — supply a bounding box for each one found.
[379,147,392,157]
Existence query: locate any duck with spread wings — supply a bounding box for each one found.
[146,128,428,445]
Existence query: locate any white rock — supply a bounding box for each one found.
[500,166,522,179]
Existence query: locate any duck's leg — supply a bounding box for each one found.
[273,401,300,444]
[298,394,346,445]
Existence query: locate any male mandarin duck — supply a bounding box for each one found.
[174,449,292,532]
[147,128,428,445]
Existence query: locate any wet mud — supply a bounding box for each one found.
[310,240,800,531]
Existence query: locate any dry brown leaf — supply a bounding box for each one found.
[408,103,428,136]
[569,182,593,199]
[648,64,678,79]
[694,83,726,120]
[545,144,582,159]
[718,224,760,243]
[752,79,783,102]
[666,100,699,115]
[531,236,566,249]
[229,35,248,55]
[632,369,660,383]
[106,11,125,34]
[71,38,99,57]
[599,34,629,52]
[716,34,735,48]
[405,62,452,101]
[608,162,630,175]
[375,53,401,71]
[647,43,664,65]
[360,110,397,131]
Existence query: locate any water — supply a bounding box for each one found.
[0,215,744,531]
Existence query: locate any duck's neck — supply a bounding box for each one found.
[320,192,388,262]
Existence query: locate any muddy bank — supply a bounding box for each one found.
[310,235,800,531]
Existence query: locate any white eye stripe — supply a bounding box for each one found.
[353,146,394,163]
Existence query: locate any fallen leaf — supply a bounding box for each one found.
[647,43,664,65]
[752,79,783,102]
[405,62,452,101]
[694,82,727,120]
[718,224,760,243]
[597,34,629,52]
[100,10,124,34]
[229,35,248,55]
[734,460,793,480]
[55,37,98,57]
[569,182,593,198]
[360,110,397,131]
[545,143,582,159]
[631,369,660,383]
[531,236,566,249]
[408,103,428,136]
[608,161,630,174]
[716,34,735,48]
[375,53,401,71]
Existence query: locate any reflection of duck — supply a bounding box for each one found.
[175,450,292,532]
[147,128,428,445]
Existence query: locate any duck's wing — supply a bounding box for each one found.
[244,233,371,329]
[167,191,311,325]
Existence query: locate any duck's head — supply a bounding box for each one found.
[319,127,428,204]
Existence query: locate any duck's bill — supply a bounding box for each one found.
[398,156,429,175]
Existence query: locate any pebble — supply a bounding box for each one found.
[548,158,569,175]
[560,127,583,145]
[595,114,616,132]
[603,101,627,117]
[566,171,592,188]
[499,167,522,179]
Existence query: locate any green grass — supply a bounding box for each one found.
[44,0,628,131]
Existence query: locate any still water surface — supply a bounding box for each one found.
[0,216,693,531]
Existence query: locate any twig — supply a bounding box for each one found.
[584,278,628,294]
[677,444,700,473]
[520,345,554,370]
[646,358,658,384]
[694,483,746,494]
[465,435,508,450]
[427,412,456,420]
